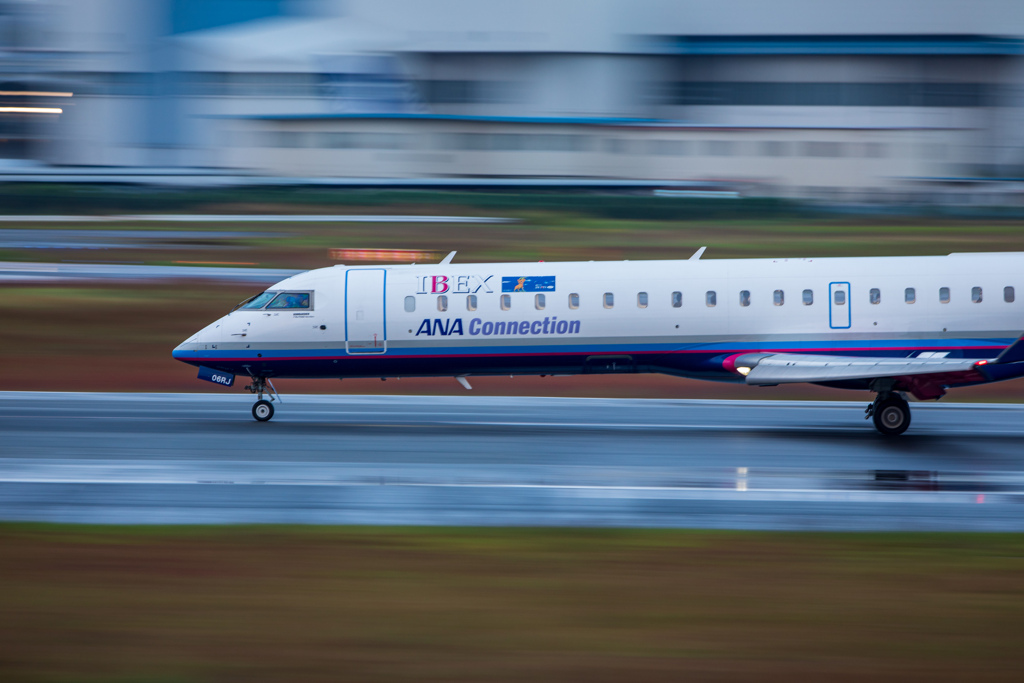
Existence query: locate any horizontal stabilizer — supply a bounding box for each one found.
[995,334,1024,364]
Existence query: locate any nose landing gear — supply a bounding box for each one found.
[244,375,281,422]
[252,399,274,422]
[865,391,911,436]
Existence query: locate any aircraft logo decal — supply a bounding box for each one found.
[416,274,494,294]
[415,317,581,337]
[502,276,555,293]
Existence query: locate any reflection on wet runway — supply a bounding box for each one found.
[1,393,1022,530]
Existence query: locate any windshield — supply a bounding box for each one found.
[266,292,311,309]
[234,291,278,311]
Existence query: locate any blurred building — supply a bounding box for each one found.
[4,0,1024,202]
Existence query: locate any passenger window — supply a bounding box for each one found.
[603,293,614,309]
[773,289,784,306]
[437,295,448,312]
[706,291,716,307]
[535,293,545,310]
[803,289,813,306]
[972,287,983,303]
[905,288,915,304]
[739,290,750,307]
[238,291,278,310]
[267,292,310,309]
[1005,286,1015,303]
[404,296,416,312]
[500,294,511,310]
[834,290,846,305]
[939,287,950,304]
[568,293,579,309]
[870,288,881,305]
[467,294,477,311]
[671,291,682,308]
[637,292,648,308]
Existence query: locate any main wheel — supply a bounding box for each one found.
[872,396,910,436]
[252,399,274,422]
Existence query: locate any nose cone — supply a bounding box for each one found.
[172,331,203,364]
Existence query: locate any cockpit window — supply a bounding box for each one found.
[267,292,311,309]
[236,291,278,310]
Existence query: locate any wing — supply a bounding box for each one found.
[731,351,990,400]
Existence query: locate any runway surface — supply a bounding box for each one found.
[2,392,1023,530]
[0,261,301,283]
[0,214,517,223]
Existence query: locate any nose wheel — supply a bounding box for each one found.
[252,400,274,422]
[244,374,281,422]
[866,393,911,436]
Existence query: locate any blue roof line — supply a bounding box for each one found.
[650,34,1024,56]
[211,113,961,131]
[226,112,664,126]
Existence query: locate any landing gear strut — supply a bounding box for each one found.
[866,392,911,436]
[244,375,281,422]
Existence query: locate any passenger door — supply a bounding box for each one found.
[345,269,387,354]
[829,281,851,329]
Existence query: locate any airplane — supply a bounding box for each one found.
[172,249,1024,435]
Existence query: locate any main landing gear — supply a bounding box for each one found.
[865,392,911,436]
[244,375,281,422]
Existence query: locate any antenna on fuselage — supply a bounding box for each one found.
[439,251,457,265]
[689,246,707,260]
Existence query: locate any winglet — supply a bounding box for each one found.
[995,334,1024,364]
[439,251,456,265]
[689,246,707,261]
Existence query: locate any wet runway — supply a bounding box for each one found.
[0,229,278,250]
[0,261,300,283]
[1,392,1023,530]
[0,214,516,223]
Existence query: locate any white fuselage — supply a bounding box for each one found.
[173,252,1024,391]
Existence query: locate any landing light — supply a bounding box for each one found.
[736,366,751,376]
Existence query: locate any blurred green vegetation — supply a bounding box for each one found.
[5,184,1024,220]
[0,185,800,219]
[3,214,1024,268]
[1,525,1023,682]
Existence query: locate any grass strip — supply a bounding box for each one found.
[0,525,1022,682]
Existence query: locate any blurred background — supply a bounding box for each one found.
[4,0,1024,202]
[3,0,1024,399]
